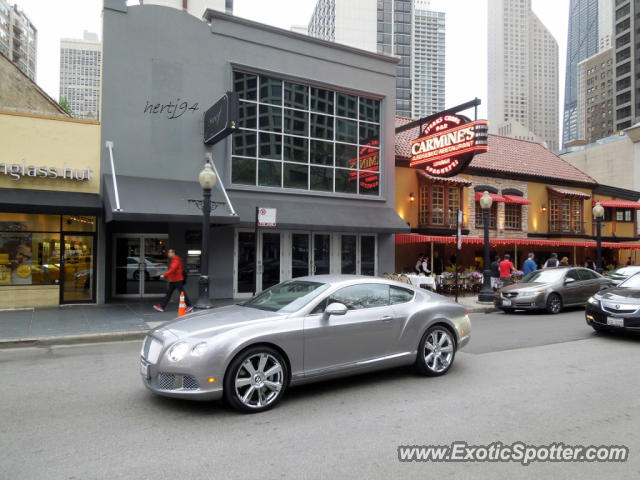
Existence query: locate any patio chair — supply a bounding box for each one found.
[383,272,392,279]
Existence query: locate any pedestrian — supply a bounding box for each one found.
[490,255,500,290]
[499,254,515,287]
[585,257,595,270]
[523,252,537,276]
[543,252,559,268]
[414,253,424,274]
[421,255,431,275]
[559,256,569,266]
[432,251,443,275]
[154,248,193,313]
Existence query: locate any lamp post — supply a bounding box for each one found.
[195,159,217,309]
[593,201,605,275]
[478,191,494,302]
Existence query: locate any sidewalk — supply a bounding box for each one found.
[0,294,497,349]
[0,299,236,348]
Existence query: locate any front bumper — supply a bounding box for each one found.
[494,293,546,310]
[585,304,640,333]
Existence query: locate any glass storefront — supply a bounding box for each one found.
[0,213,97,303]
[113,235,169,297]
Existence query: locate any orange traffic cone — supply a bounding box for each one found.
[177,291,187,317]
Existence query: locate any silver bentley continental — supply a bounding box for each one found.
[140,275,471,413]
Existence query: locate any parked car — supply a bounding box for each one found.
[140,275,471,413]
[585,272,640,333]
[606,265,640,286]
[495,267,614,314]
[123,256,165,280]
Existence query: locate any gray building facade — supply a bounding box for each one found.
[100,1,407,302]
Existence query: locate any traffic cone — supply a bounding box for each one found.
[177,291,187,317]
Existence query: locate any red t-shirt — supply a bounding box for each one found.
[499,260,514,278]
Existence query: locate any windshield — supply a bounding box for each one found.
[243,280,329,312]
[619,273,640,289]
[611,266,640,276]
[521,269,566,284]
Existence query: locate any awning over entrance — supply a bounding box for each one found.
[0,187,102,214]
[503,194,532,205]
[102,175,240,224]
[229,193,410,234]
[395,233,640,250]
[474,192,506,202]
[416,169,472,186]
[547,186,591,199]
[593,199,640,209]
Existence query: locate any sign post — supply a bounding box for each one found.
[253,207,277,296]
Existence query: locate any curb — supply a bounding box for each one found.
[466,306,500,314]
[0,330,148,349]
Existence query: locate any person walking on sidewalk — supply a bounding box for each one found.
[499,254,515,287]
[154,249,193,313]
[523,252,537,276]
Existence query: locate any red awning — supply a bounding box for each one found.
[395,233,640,250]
[503,194,532,205]
[592,199,640,209]
[547,186,591,199]
[475,192,506,202]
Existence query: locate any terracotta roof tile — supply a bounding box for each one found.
[395,116,596,185]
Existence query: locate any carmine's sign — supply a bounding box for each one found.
[410,114,488,177]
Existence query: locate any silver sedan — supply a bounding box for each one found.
[140,275,471,413]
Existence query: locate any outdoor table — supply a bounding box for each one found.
[406,274,437,290]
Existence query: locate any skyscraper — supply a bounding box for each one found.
[308,0,414,118]
[0,0,37,80]
[613,0,639,131]
[411,0,445,118]
[59,31,101,120]
[562,0,599,147]
[487,0,558,151]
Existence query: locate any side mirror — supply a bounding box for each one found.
[323,302,348,319]
[565,277,576,284]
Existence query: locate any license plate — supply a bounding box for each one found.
[140,361,149,378]
[607,316,624,327]
[502,299,512,306]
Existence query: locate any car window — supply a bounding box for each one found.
[390,286,414,305]
[311,284,390,314]
[566,269,581,282]
[577,269,598,281]
[243,280,329,312]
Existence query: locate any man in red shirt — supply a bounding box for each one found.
[499,253,515,287]
[154,249,193,313]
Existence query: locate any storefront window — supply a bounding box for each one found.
[475,202,497,229]
[504,204,522,230]
[232,71,381,196]
[549,198,584,233]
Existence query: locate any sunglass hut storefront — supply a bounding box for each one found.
[99,3,408,301]
[0,110,101,308]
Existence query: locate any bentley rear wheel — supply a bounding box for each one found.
[415,326,456,377]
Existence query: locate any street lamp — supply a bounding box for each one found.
[593,201,605,274]
[195,159,217,309]
[478,191,494,302]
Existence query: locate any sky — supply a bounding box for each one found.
[14,0,570,126]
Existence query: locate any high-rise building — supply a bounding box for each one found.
[59,31,102,120]
[0,0,36,80]
[487,0,558,151]
[613,0,639,131]
[308,0,414,118]
[411,0,445,118]
[139,0,232,18]
[563,0,599,147]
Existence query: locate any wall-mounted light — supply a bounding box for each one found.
[409,192,415,202]
[541,204,547,213]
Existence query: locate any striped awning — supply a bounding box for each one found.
[475,192,506,202]
[593,199,640,209]
[503,194,532,205]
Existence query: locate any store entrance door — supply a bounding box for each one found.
[113,235,169,298]
[61,234,96,303]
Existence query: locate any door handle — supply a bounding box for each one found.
[381,316,393,322]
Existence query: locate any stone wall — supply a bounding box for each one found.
[467,174,529,239]
[0,52,69,117]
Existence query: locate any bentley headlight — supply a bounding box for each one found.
[587,296,600,307]
[168,342,189,362]
[191,342,208,357]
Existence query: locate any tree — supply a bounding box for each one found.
[59,97,72,116]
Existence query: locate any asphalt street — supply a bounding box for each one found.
[2,308,640,480]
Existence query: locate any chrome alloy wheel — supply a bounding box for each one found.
[234,353,284,409]
[423,329,454,373]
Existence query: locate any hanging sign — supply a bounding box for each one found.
[410,114,488,177]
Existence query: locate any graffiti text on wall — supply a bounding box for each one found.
[143,99,200,119]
